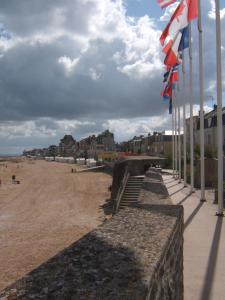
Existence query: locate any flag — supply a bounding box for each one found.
[178,26,189,51]
[161,82,173,100]
[157,0,176,9]
[163,25,189,54]
[160,0,198,47]
[170,65,179,82]
[163,70,170,82]
[169,98,173,114]
[164,32,183,67]
[163,65,179,83]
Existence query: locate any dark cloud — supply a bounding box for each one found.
[0,0,224,153]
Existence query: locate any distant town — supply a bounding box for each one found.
[23,106,225,161]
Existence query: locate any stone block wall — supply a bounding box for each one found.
[147,205,183,300]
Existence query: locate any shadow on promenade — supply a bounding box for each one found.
[167,182,180,189]
[169,187,185,197]
[184,202,204,230]
[176,192,192,206]
[200,217,223,300]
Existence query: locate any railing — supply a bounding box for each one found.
[114,169,130,214]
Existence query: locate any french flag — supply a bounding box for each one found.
[160,0,198,47]
[157,0,176,9]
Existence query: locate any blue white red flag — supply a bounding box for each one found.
[178,26,189,51]
[160,0,198,48]
[157,0,176,9]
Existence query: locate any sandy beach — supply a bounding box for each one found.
[0,158,112,291]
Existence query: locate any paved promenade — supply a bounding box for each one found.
[163,174,225,300]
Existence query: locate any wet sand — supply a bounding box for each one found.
[0,158,112,291]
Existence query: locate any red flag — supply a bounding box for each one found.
[157,0,176,9]
[164,32,182,67]
[187,0,198,20]
[160,0,198,47]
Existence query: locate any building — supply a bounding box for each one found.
[96,130,115,152]
[186,106,225,155]
[78,135,97,158]
[78,130,115,158]
[148,131,173,158]
[118,131,173,158]
[58,135,77,157]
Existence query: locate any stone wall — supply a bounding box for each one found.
[0,205,183,300]
[139,168,172,205]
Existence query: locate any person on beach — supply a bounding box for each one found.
[12,175,16,184]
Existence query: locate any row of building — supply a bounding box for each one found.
[120,106,225,159]
[23,130,116,159]
[23,106,225,161]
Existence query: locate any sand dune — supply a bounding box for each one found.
[0,159,112,291]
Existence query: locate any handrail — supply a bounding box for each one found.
[114,169,130,213]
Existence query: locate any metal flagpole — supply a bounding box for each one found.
[215,0,224,216]
[177,83,182,183]
[189,23,195,192]
[182,54,187,187]
[172,104,175,177]
[174,89,178,178]
[198,0,206,202]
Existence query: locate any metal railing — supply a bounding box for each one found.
[114,169,130,214]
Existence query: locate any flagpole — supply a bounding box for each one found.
[189,23,195,192]
[172,104,175,177]
[177,83,182,183]
[174,89,178,178]
[182,53,187,187]
[198,0,206,202]
[215,0,224,216]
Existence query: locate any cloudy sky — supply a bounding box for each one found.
[0,0,224,154]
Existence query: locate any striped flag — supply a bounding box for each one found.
[157,0,176,9]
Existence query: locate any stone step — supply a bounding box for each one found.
[127,180,143,182]
[122,193,140,198]
[118,176,144,210]
[123,195,140,198]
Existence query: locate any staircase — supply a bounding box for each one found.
[119,176,144,209]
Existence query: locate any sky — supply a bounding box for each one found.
[0,0,224,154]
